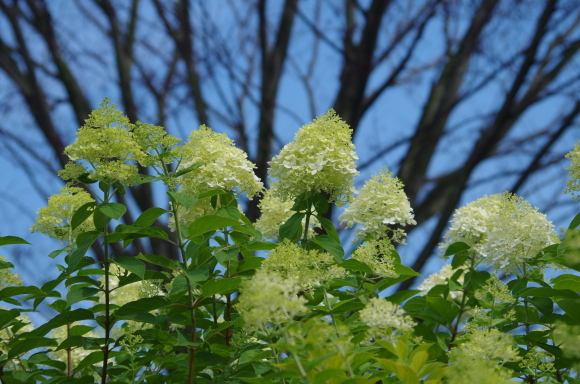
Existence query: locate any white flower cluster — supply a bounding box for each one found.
[255,189,320,240]
[236,269,307,330]
[442,192,557,274]
[339,167,415,231]
[176,125,263,197]
[359,297,415,342]
[268,110,358,206]
[417,264,464,300]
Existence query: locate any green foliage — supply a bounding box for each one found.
[1,100,580,383]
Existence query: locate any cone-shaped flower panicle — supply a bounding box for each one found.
[132,121,181,167]
[59,98,147,185]
[236,269,307,330]
[339,167,415,232]
[360,297,415,342]
[268,110,358,206]
[31,186,96,243]
[565,142,580,200]
[255,189,320,240]
[261,239,346,290]
[176,125,263,197]
[441,192,557,273]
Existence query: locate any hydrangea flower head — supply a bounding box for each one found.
[417,264,464,300]
[442,192,557,274]
[351,239,398,278]
[565,143,580,200]
[262,240,346,290]
[255,189,320,240]
[339,167,415,232]
[236,269,307,330]
[31,186,96,243]
[0,256,22,288]
[268,110,358,206]
[176,125,263,197]
[132,121,181,167]
[59,98,147,185]
[359,297,415,342]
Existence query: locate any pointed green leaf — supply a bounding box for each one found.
[279,212,305,241]
[444,242,470,256]
[113,256,146,279]
[136,253,175,270]
[114,296,171,317]
[30,308,95,337]
[8,337,58,359]
[66,288,99,306]
[316,216,339,243]
[134,207,169,227]
[167,191,198,209]
[71,202,97,231]
[312,193,329,214]
[311,235,345,262]
[188,215,240,238]
[0,236,31,246]
[98,203,126,220]
[202,277,242,297]
[569,213,580,230]
[0,286,46,303]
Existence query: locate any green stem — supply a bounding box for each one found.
[101,188,112,384]
[302,196,313,242]
[322,287,355,377]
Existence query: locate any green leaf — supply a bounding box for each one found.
[279,212,305,241]
[444,242,470,256]
[569,213,580,230]
[311,235,344,261]
[167,191,198,209]
[114,296,170,317]
[98,203,126,220]
[202,277,242,297]
[0,259,14,269]
[389,290,421,304]
[183,267,209,284]
[68,232,100,273]
[66,288,99,306]
[0,286,46,303]
[517,287,578,299]
[0,308,20,330]
[136,253,175,270]
[451,251,469,269]
[71,202,97,231]
[558,299,580,324]
[30,308,95,337]
[312,193,329,214]
[113,256,146,279]
[188,215,240,238]
[108,225,169,243]
[69,325,96,337]
[551,274,580,292]
[243,241,278,252]
[394,264,421,277]
[75,351,104,372]
[341,259,373,274]
[134,207,169,227]
[0,236,31,246]
[426,297,459,325]
[316,216,340,243]
[8,337,58,359]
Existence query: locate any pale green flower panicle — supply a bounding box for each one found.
[171,126,263,226]
[132,121,181,167]
[447,327,520,383]
[255,189,320,240]
[442,192,557,274]
[31,186,96,243]
[0,256,22,288]
[261,239,346,290]
[339,167,416,232]
[176,125,263,197]
[417,264,464,300]
[565,143,580,200]
[268,110,358,206]
[236,269,307,330]
[351,239,398,279]
[59,98,147,185]
[359,297,415,342]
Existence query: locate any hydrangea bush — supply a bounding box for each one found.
[1,99,580,383]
